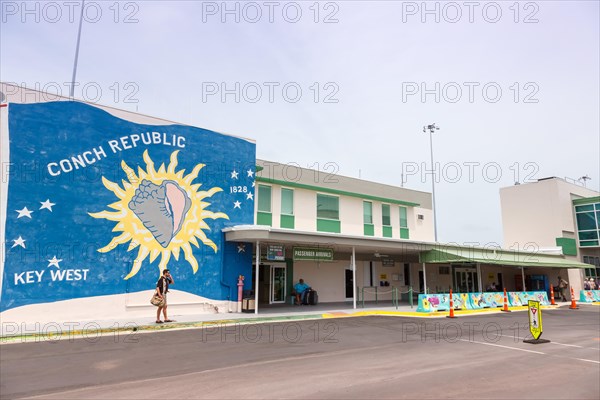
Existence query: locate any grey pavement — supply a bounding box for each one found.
[1,306,598,399]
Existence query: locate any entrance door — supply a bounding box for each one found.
[270,265,286,304]
[345,269,354,299]
[454,268,478,292]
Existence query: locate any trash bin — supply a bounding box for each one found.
[242,298,255,313]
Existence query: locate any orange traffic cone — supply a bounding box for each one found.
[447,289,456,318]
[501,288,511,312]
[569,287,579,309]
[549,285,556,305]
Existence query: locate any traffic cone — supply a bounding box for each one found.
[501,288,511,312]
[549,285,556,305]
[447,289,456,318]
[569,287,579,309]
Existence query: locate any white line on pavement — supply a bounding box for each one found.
[498,334,600,350]
[574,358,600,364]
[458,338,546,354]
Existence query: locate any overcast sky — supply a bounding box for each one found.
[2,0,599,246]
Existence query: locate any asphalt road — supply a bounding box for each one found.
[1,307,599,399]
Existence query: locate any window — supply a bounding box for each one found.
[382,204,391,226]
[575,202,600,247]
[399,207,408,228]
[363,201,374,236]
[583,256,600,279]
[280,188,294,229]
[363,201,373,224]
[257,185,272,212]
[399,206,409,239]
[281,188,294,215]
[317,194,339,220]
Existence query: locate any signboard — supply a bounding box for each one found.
[528,300,543,340]
[266,244,285,261]
[293,247,333,261]
[382,258,395,267]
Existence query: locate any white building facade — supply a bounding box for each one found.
[500,177,600,293]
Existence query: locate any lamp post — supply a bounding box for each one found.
[70,0,85,98]
[423,123,440,242]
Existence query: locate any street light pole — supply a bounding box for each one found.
[70,0,85,98]
[423,123,440,242]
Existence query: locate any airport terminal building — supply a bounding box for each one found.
[0,83,596,324]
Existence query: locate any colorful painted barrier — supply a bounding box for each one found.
[416,293,469,312]
[579,290,600,303]
[509,291,550,306]
[469,292,505,309]
[417,291,549,312]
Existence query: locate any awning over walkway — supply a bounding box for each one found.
[419,247,589,268]
[223,225,435,258]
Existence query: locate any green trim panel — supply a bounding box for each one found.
[257,211,272,226]
[573,196,600,206]
[256,177,420,207]
[400,228,410,239]
[555,237,577,256]
[280,214,295,229]
[286,258,294,301]
[382,226,393,238]
[317,218,341,233]
[364,224,374,236]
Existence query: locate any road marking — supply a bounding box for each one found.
[498,334,599,350]
[463,338,600,364]
[574,358,600,364]
[458,339,546,354]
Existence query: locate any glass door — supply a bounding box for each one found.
[454,268,478,293]
[270,265,286,303]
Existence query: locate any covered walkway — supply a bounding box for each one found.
[224,225,590,314]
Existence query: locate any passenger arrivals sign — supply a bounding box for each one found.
[293,247,334,261]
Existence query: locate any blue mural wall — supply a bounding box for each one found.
[1,102,256,311]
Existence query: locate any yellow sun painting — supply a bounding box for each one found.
[89,150,228,279]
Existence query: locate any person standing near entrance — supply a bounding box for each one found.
[557,276,568,301]
[294,279,310,305]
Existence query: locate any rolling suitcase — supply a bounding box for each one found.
[304,289,318,305]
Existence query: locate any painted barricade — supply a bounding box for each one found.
[579,290,600,303]
[416,292,470,312]
[470,292,504,309]
[417,291,550,312]
[509,291,550,306]
[416,293,450,312]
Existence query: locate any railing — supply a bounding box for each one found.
[357,286,413,309]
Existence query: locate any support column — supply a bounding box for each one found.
[477,263,482,292]
[352,246,357,310]
[422,263,428,294]
[521,266,526,292]
[255,241,260,315]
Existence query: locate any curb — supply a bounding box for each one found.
[1,304,590,344]
[0,314,325,344]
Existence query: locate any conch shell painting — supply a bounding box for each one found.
[90,150,229,279]
[128,179,192,247]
